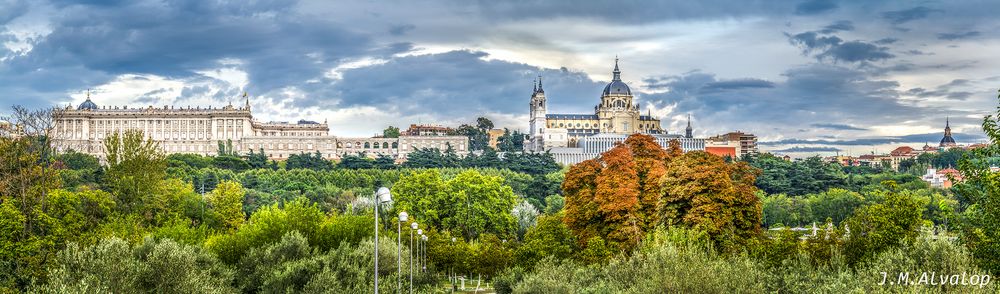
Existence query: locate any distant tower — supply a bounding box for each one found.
[685,114,693,138]
[939,117,957,148]
[528,76,547,151]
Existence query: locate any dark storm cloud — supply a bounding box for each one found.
[818,41,894,63]
[937,31,981,41]
[787,26,894,64]
[0,0,376,108]
[786,32,843,52]
[810,123,867,131]
[701,79,775,91]
[903,50,930,55]
[820,20,854,34]
[471,1,797,23]
[904,79,975,100]
[795,0,838,15]
[0,0,28,24]
[639,63,930,135]
[873,38,898,45]
[881,6,941,24]
[311,50,604,117]
[389,24,416,36]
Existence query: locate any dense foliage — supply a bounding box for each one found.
[4,96,1000,292]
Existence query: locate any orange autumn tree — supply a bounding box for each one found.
[563,134,677,251]
[659,151,762,252]
[623,134,671,230]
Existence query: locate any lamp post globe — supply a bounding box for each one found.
[373,187,391,294]
[376,187,392,203]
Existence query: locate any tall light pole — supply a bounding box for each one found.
[451,237,456,291]
[421,234,428,273]
[397,212,407,294]
[409,222,417,294]
[374,187,392,294]
[417,229,423,272]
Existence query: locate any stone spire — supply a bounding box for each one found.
[536,75,544,93]
[612,56,621,81]
[685,114,693,138]
[939,116,957,147]
[533,79,537,93]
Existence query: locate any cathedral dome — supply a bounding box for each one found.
[78,98,98,110]
[603,80,631,95]
[602,58,631,96]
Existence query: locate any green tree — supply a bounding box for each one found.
[956,89,1000,273]
[213,155,252,172]
[382,126,401,138]
[338,152,375,169]
[37,237,236,293]
[660,151,762,252]
[208,180,246,231]
[514,213,576,268]
[247,148,270,169]
[393,169,518,239]
[843,182,922,266]
[103,130,166,214]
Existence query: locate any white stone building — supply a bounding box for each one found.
[526,59,665,151]
[52,94,468,161]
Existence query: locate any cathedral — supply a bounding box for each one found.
[939,117,957,148]
[527,59,666,151]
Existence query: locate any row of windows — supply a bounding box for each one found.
[548,121,658,129]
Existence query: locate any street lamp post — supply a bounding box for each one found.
[397,212,408,294]
[374,187,392,294]
[451,237,456,292]
[417,229,423,273]
[421,235,428,272]
[409,222,417,294]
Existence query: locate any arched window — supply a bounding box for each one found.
[337,142,343,148]
[392,142,398,148]
[383,142,389,148]
[364,142,371,148]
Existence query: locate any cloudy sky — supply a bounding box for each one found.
[1,0,998,155]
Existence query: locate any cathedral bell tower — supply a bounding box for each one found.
[528,76,547,151]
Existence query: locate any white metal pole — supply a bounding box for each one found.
[374,191,379,294]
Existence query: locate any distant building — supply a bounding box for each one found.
[548,133,705,165]
[707,131,758,157]
[705,139,739,159]
[404,124,454,136]
[0,120,18,138]
[487,129,505,149]
[940,118,957,148]
[51,93,468,161]
[923,168,962,188]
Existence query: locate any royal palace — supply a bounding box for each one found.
[52,94,468,161]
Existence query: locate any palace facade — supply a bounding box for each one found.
[52,94,468,161]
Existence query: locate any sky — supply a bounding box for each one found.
[1,0,998,156]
